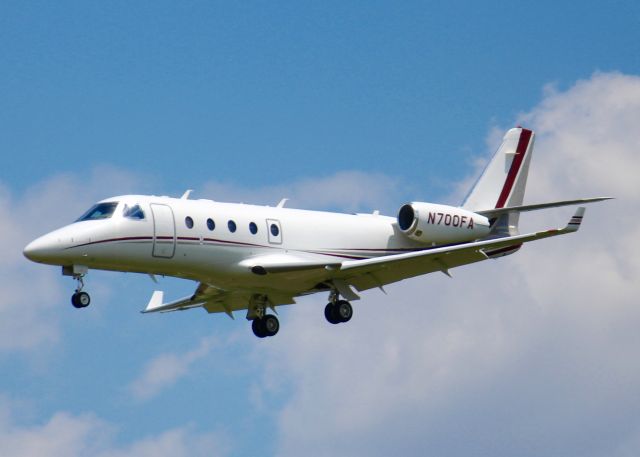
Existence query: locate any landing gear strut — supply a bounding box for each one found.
[324,290,353,324]
[70,273,90,309]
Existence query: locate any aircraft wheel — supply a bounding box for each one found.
[263,315,280,337]
[252,318,267,338]
[324,303,340,324]
[252,315,280,338]
[335,300,353,323]
[71,292,90,309]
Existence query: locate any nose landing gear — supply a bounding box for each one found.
[68,269,90,309]
[63,265,91,309]
[71,290,91,308]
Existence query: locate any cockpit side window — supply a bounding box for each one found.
[123,204,145,220]
[76,202,119,222]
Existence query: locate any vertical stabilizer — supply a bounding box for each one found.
[462,127,535,237]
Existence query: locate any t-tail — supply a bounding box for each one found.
[462,127,611,255]
[462,127,535,238]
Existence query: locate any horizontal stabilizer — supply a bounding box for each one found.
[475,197,611,219]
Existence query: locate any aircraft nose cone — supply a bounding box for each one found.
[23,235,58,263]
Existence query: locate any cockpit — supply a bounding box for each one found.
[122,204,145,220]
[76,202,119,221]
[76,201,147,222]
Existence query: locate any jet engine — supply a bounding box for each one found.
[397,202,490,244]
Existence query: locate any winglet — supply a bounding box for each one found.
[565,207,585,232]
[143,291,164,313]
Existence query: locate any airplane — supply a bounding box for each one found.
[23,127,610,338]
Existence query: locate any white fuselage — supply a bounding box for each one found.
[24,195,491,295]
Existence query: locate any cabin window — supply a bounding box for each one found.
[185,216,194,229]
[207,218,215,231]
[270,223,280,237]
[249,222,258,234]
[76,202,119,221]
[228,220,237,233]
[123,204,145,220]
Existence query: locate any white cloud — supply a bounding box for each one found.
[128,336,217,401]
[520,72,640,201]
[254,72,640,457]
[98,427,227,457]
[0,400,227,457]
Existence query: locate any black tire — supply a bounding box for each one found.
[71,292,90,309]
[252,319,266,338]
[335,300,353,323]
[263,315,280,337]
[324,303,340,324]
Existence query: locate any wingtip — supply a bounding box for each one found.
[565,207,585,232]
[142,290,164,313]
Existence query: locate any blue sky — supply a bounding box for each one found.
[3,1,638,197]
[1,2,640,456]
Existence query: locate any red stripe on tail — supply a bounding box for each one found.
[495,129,532,208]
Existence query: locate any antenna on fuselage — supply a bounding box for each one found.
[181,189,193,200]
[276,198,288,208]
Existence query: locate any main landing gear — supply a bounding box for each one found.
[325,300,353,324]
[70,272,91,309]
[249,295,280,338]
[324,290,353,325]
[251,314,280,338]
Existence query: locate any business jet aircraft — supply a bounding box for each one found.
[24,127,609,338]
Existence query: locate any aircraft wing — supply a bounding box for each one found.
[143,208,585,314]
[333,207,586,291]
[142,282,254,318]
[143,279,298,318]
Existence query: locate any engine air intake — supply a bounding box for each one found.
[397,204,415,231]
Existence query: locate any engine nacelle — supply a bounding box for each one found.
[397,202,490,244]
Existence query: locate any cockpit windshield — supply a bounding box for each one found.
[76,202,119,222]
[123,204,145,220]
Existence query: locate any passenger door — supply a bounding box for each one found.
[151,204,176,258]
